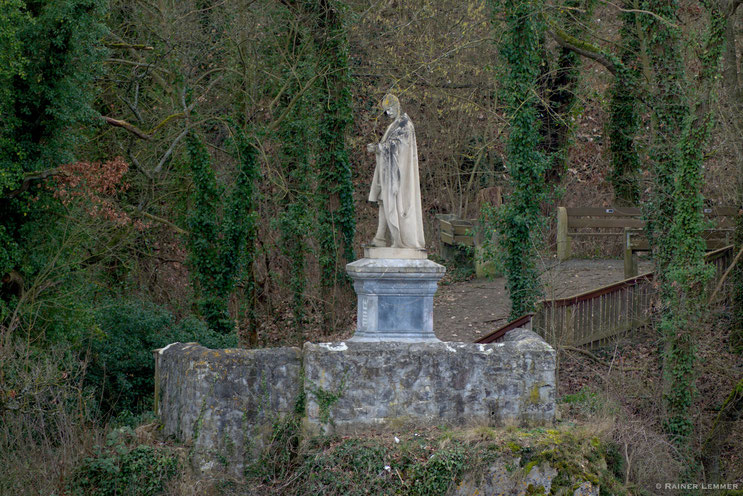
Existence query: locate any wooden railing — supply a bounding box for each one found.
[476,313,534,344]
[476,245,735,347]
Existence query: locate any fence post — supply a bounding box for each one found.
[623,228,638,278]
[557,207,571,261]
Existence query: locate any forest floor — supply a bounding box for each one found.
[433,257,653,342]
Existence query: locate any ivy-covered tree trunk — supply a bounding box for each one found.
[640,1,688,277]
[185,131,259,335]
[641,0,725,450]
[490,0,548,319]
[276,10,317,336]
[232,129,261,346]
[539,0,594,185]
[607,5,641,206]
[313,0,356,334]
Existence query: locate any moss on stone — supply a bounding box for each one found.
[529,384,541,404]
[523,460,538,474]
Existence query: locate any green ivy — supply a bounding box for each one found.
[540,0,594,185]
[66,427,178,496]
[234,128,261,343]
[640,0,725,449]
[0,0,106,290]
[185,129,259,335]
[607,4,642,206]
[276,57,316,334]
[313,0,356,331]
[640,0,689,274]
[490,0,549,319]
[274,2,357,335]
[732,212,743,353]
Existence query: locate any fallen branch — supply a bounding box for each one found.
[101,116,152,140]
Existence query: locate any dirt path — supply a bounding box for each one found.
[433,258,653,342]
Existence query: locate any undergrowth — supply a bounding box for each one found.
[232,422,626,496]
[66,426,179,496]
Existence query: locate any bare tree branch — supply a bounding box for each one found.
[548,29,618,76]
[101,115,152,140]
[154,127,189,174]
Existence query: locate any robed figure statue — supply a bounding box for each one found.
[366,94,425,250]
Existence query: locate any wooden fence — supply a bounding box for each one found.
[476,245,735,347]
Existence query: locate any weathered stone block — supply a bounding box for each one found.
[303,329,555,435]
[155,343,301,477]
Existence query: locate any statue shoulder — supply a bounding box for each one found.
[389,114,414,140]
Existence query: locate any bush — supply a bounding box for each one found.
[66,427,179,496]
[0,340,102,495]
[86,299,237,416]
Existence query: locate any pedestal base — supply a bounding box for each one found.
[363,246,427,259]
[346,257,445,342]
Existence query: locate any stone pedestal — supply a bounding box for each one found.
[346,255,445,342]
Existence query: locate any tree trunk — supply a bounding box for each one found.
[701,379,743,482]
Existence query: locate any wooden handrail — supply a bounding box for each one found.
[476,313,534,344]
[541,272,654,309]
[475,245,735,346]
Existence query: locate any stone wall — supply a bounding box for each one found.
[303,330,555,435]
[154,329,555,476]
[155,343,302,477]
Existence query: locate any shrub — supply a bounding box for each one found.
[0,340,101,495]
[66,427,179,496]
[86,299,236,416]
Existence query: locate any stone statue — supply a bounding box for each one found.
[366,94,425,250]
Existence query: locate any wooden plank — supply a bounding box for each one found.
[565,305,575,346]
[439,218,453,235]
[449,219,476,227]
[568,232,627,236]
[630,237,730,251]
[703,206,740,216]
[580,300,588,344]
[451,224,474,236]
[715,219,737,228]
[440,232,474,246]
[629,238,650,250]
[548,272,654,308]
[565,205,737,217]
[566,207,642,216]
[570,218,646,229]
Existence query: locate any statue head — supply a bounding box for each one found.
[381,94,401,120]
